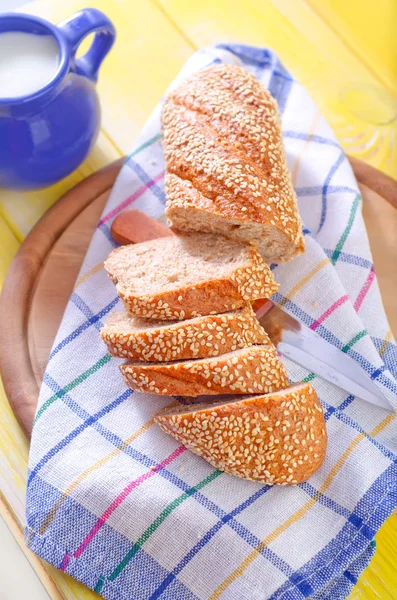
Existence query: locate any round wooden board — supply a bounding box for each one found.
[0,159,123,436]
[0,158,396,437]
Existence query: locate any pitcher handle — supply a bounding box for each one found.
[57,8,115,82]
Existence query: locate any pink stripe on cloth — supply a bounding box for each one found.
[98,170,165,226]
[354,267,375,312]
[309,295,349,331]
[60,445,185,571]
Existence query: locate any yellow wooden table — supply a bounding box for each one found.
[1,1,396,598]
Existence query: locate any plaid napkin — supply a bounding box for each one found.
[26,45,397,600]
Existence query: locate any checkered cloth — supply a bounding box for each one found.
[26,45,397,600]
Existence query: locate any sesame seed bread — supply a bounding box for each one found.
[163,64,305,263]
[155,382,327,483]
[104,233,278,320]
[101,305,269,361]
[120,344,288,396]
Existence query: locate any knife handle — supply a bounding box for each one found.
[252,298,274,317]
[111,210,174,245]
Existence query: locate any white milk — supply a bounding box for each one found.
[0,32,60,98]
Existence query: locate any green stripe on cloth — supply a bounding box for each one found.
[35,354,111,422]
[330,195,361,265]
[342,330,367,353]
[95,470,222,592]
[303,373,316,383]
[125,133,162,163]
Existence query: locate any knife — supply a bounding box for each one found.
[253,299,392,411]
[110,210,393,412]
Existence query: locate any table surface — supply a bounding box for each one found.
[1,1,397,599]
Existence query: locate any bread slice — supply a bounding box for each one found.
[155,382,327,483]
[120,344,288,396]
[101,304,269,362]
[104,233,278,320]
[163,64,304,263]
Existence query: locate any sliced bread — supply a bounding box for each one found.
[101,304,269,361]
[155,382,327,483]
[120,344,288,396]
[104,233,278,320]
[163,64,304,263]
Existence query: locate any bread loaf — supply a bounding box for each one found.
[120,344,288,396]
[163,64,304,263]
[101,304,269,361]
[104,233,278,320]
[155,382,327,483]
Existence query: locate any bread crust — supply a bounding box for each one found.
[163,64,304,262]
[155,382,327,483]
[104,235,278,320]
[120,344,289,396]
[101,305,269,361]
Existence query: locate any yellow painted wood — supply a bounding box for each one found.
[348,515,397,600]
[158,0,397,178]
[0,1,396,598]
[0,215,19,281]
[307,0,397,96]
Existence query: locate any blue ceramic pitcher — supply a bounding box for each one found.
[0,9,115,190]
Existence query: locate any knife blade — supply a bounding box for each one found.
[254,299,393,411]
[111,210,393,412]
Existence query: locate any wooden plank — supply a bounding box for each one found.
[0,216,20,281]
[158,0,378,91]
[349,513,397,600]
[157,0,397,178]
[0,491,67,600]
[307,0,397,96]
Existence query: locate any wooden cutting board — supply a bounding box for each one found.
[0,157,396,437]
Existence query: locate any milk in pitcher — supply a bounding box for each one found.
[0,32,60,98]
